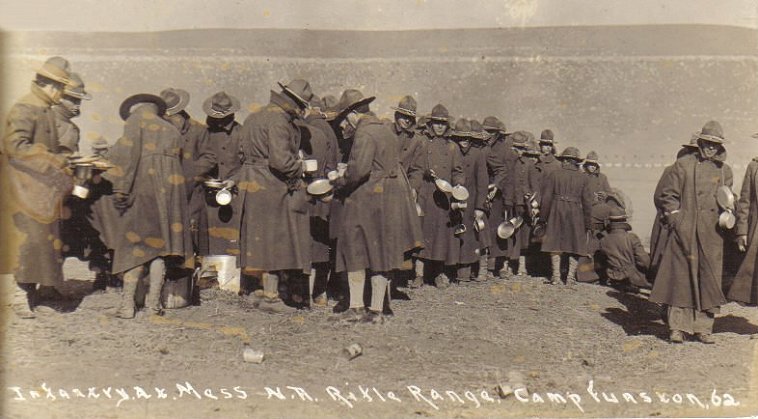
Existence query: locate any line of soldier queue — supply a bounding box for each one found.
[2,57,757,344]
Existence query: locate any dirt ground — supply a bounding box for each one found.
[1,259,757,419]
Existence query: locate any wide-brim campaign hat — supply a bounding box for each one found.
[452,118,472,137]
[119,94,167,121]
[63,73,92,101]
[694,120,726,144]
[539,129,557,144]
[335,89,376,122]
[482,116,503,132]
[557,146,583,161]
[681,135,700,148]
[391,95,417,117]
[36,56,72,85]
[278,79,314,107]
[468,120,488,140]
[429,104,451,122]
[583,151,600,165]
[160,88,190,116]
[203,91,241,119]
[511,131,531,149]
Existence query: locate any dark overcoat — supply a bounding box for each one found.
[539,162,593,256]
[394,124,424,173]
[409,133,465,264]
[205,120,244,256]
[333,116,423,272]
[486,137,517,258]
[458,144,489,264]
[536,153,561,179]
[178,118,211,255]
[506,155,539,258]
[99,105,192,274]
[1,87,73,284]
[585,171,611,202]
[235,93,311,273]
[728,158,758,304]
[299,115,338,264]
[650,148,732,311]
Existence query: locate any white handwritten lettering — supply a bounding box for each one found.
[326,386,353,408]
[176,382,202,400]
[8,387,26,401]
[407,386,439,410]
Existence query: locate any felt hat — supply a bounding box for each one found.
[160,88,190,116]
[63,73,91,100]
[119,93,167,121]
[391,95,417,117]
[203,91,241,119]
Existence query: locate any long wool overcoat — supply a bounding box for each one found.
[458,143,490,264]
[486,137,517,258]
[728,158,758,304]
[1,87,74,284]
[409,132,465,265]
[539,162,593,256]
[299,115,338,264]
[650,148,732,311]
[333,116,423,272]
[99,105,192,274]
[235,93,311,273]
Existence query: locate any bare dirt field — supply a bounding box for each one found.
[1,259,757,418]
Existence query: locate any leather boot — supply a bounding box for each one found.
[11,283,36,319]
[550,254,561,285]
[476,253,489,282]
[116,267,141,319]
[566,256,578,287]
[517,255,528,276]
[145,258,165,316]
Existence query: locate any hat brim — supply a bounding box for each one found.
[202,95,241,118]
[36,68,70,85]
[64,90,92,101]
[428,116,451,123]
[278,82,311,107]
[119,94,167,121]
[583,160,599,165]
[696,133,726,144]
[336,96,376,122]
[391,107,417,117]
[607,221,632,231]
[165,89,190,116]
[557,155,583,161]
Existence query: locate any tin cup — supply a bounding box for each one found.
[473,218,485,232]
[72,184,90,199]
[215,188,233,205]
[243,347,265,364]
[343,343,363,360]
[304,159,318,173]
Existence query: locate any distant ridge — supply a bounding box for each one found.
[4,25,757,58]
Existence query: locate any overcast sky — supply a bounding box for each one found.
[1,0,756,31]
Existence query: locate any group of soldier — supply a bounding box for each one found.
[2,57,757,343]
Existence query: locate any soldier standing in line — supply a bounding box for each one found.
[408,104,466,289]
[2,57,76,318]
[202,91,244,257]
[161,88,212,256]
[540,146,593,287]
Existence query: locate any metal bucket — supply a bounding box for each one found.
[201,255,240,292]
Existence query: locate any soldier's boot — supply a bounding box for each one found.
[11,283,37,319]
[499,262,513,280]
[258,272,297,314]
[92,272,108,292]
[116,267,142,319]
[566,256,578,287]
[517,255,528,276]
[410,259,424,288]
[364,274,389,323]
[145,258,166,316]
[308,268,316,307]
[476,253,489,282]
[550,254,562,285]
[457,265,472,284]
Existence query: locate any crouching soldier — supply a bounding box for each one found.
[599,206,651,292]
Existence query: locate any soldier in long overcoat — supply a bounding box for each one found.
[648,140,699,281]
[578,151,612,282]
[408,104,465,288]
[161,88,212,256]
[728,143,758,306]
[235,80,313,312]
[1,57,77,318]
[330,89,423,322]
[650,121,733,343]
[103,94,193,318]
[451,119,488,282]
[201,91,244,257]
[540,147,593,286]
[504,131,540,277]
[482,116,510,278]
[299,96,338,306]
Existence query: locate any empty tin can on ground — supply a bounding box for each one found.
[343,343,363,360]
[243,347,265,364]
